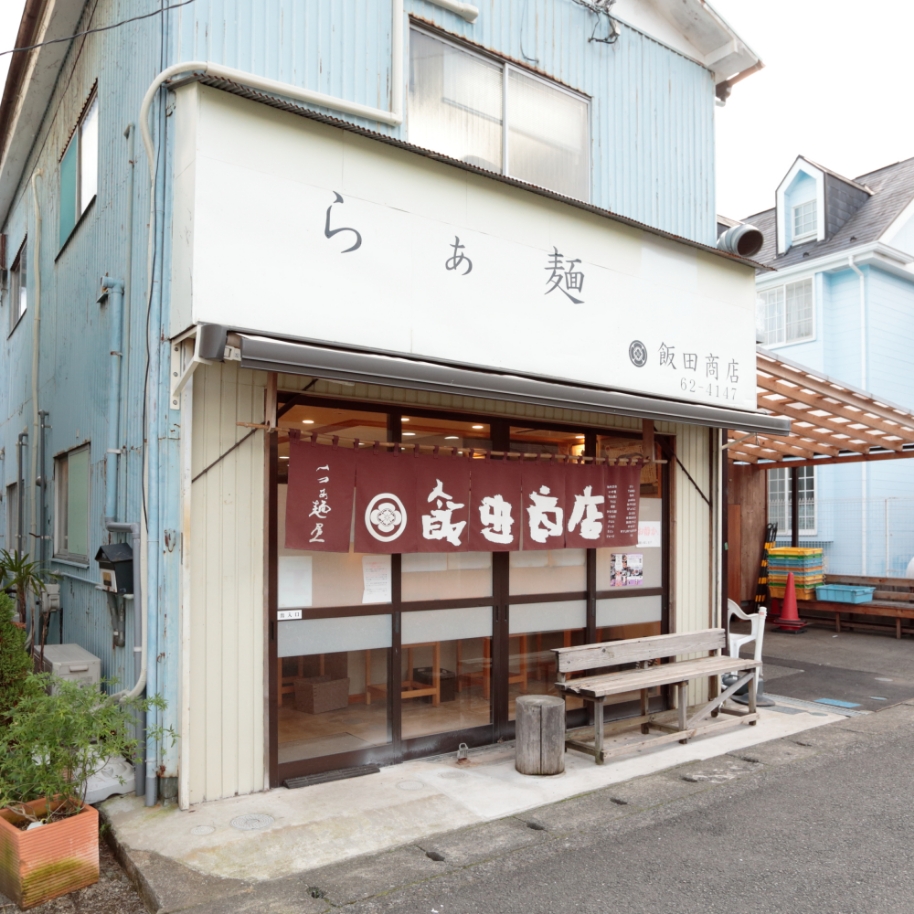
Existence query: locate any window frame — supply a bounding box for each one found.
[791,199,817,243]
[54,444,91,562]
[757,277,815,347]
[7,237,27,336]
[6,483,18,555]
[407,23,592,202]
[768,466,816,537]
[58,89,99,251]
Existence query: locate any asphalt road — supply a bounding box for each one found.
[332,704,914,914]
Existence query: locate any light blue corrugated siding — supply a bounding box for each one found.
[0,0,173,719]
[174,0,717,244]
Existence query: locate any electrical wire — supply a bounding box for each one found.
[0,0,196,58]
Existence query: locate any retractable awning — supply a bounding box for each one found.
[232,332,790,435]
[727,348,914,468]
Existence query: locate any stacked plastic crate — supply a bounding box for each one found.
[767,547,824,600]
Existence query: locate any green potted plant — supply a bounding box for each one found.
[0,597,169,908]
[0,549,51,627]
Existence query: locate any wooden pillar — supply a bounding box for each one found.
[515,695,565,775]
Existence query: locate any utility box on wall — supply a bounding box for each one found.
[95,543,134,594]
[39,644,101,689]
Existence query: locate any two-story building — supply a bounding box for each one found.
[744,155,914,575]
[0,0,785,810]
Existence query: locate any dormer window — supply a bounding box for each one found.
[775,159,825,254]
[792,200,817,241]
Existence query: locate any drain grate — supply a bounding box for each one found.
[284,765,380,790]
[230,814,274,831]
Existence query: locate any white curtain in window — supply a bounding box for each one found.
[79,97,99,212]
[506,69,589,201]
[409,30,503,172]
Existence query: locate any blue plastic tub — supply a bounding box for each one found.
[815,584,876,604]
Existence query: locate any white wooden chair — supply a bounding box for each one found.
[727,599,767,662]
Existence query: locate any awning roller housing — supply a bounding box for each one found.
[227,330,790,436]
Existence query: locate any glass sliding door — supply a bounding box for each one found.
[401,606,493,742]
[277,615,392,765]
[270,397,671,783]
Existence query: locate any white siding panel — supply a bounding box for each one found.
[188,363,267,804]
[657,421,712,706]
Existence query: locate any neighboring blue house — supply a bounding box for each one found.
[744,155,914,575]
[0,0,778,809]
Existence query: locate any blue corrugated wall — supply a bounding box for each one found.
[173,0,717,244]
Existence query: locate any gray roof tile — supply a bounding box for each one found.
[743,156,914,270]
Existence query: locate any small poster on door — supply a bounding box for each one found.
[609,553,643,587]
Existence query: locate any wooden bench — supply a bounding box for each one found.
[553,625,763,765]
[796,575,914,639]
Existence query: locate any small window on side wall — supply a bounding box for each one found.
[8,238,27,333]
[55,446,90,561]
[59,92,99,249]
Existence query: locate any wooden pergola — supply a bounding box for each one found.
[727,348,914,470]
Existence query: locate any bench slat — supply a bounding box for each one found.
[798,600,914,620]
[827,575,914,591]
[558,655,760,698]
[554,629,726,673]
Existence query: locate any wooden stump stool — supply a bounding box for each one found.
[515,694,565,776]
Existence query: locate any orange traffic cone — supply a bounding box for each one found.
[775,572,808,632]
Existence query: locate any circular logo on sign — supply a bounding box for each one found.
[629,340,647,367]
[365,493,408,542]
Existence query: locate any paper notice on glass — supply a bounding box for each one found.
[637,521,662,548]
[362,555,392,604]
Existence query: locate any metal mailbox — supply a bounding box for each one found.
[95,542,134,595]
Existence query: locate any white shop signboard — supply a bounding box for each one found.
[172,85,759,411]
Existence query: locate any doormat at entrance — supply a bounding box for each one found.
[284,765,381,790]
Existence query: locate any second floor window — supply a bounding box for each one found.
[55,446,90,561]
[757,278,814,346]
[59,92,99,249]
[8,238,26,333]
[408,28,590,202]
[792,199,817,241]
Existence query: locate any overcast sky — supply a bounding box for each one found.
[1,0,911,222]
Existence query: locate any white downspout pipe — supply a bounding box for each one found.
[849,255,867,574]
[29,171,42,568]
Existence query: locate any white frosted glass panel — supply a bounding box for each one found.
[509,600,586,635]
[510,549,586,595]
[409,30,503,172]
[403,553,448,573]
[597,498,662,590]
[278,614,391,658]
[596,596,662,628]
[448,552,491,570]
[402,550,493,601]
[402,606,492,644]
[507,69,589,200]
[552,549,586,567]
[510,551,548,568]
[278,555,312,608]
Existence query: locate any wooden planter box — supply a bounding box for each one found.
[0,799,99,909]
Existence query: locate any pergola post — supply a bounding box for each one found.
[790,466,800,548]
